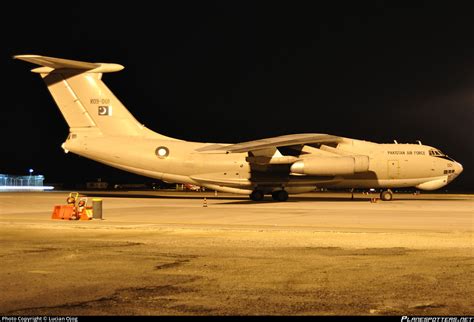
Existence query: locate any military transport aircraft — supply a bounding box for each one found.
[15,55,463,201]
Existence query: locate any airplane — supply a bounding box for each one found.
[14,55,464,202]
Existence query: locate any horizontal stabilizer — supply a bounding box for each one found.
[14,55,124,73]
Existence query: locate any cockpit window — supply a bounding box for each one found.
[429,149,445,157]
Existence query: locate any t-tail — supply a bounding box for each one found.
[14,55,171,139]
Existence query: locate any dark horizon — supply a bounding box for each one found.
[2,2,473,190]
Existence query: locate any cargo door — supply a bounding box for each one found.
[388,160,400,179]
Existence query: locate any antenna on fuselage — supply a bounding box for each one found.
[394,140,398,144]
[416,140,422,145]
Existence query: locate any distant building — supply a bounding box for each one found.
[114,183,147,190]
[0,174,52,191]
[86,178,109,190]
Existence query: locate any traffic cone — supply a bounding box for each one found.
[203,197,208,207]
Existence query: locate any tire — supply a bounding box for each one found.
[250,190,264,201]
[272,190,289,202]
[271,191,279,201]
[380,190,393,201]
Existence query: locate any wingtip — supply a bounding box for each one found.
[13,54,39,59]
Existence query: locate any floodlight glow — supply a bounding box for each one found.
[0,186,54,191]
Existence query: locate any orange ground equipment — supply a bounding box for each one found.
[51,192,93,220]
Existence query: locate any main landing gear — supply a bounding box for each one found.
[380,189,393,201]
[249,189,289,202]
[272,190,289,202]
[249,190,264,201]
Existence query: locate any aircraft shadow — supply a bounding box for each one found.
[79,192,244,200]
[220,197,369,205]
[80,192,370,203]
[79,191,468,203]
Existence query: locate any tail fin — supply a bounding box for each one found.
[15,55,154,137]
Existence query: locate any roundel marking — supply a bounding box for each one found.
[155,146,169,159]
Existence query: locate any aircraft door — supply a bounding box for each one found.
[388,160,399,179]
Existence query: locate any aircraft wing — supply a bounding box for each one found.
[213,133,342,153]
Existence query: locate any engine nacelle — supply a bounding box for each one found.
[290,156,369,176]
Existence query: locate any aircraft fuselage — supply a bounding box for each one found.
[63,131,463,195]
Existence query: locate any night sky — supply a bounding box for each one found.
[2,2,473,190]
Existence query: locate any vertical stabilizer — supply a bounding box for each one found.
[14,55,170,138]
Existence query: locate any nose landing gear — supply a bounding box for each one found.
[380,189,393,201]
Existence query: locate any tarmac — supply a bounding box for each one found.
[0,191,472,315]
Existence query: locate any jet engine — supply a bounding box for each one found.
[290,156,369,176]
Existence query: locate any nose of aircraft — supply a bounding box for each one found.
[455,162,463,174]
[447,161,463,183]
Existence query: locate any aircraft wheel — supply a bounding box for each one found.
[250,190,264,201]
[271,191,279,201]
[272,190,289,202]
[380,190,393,201]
